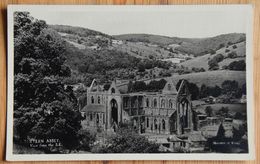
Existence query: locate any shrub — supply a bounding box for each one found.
[205,106,213,117]
[209,49,216,55]
[215,54,224,62]
[227,41,233,45]
[218,43,225,49]
[227,51,238,58]
[222,65,228,70]
[200,68,206,72]
[225,49,230,53]
[91,128,160,153]
[228,60,246,71]
[233,45,237,49]
[221,80,239,96]
[216,107,230,117]
[208,59,219,70]
[77,129,96,151]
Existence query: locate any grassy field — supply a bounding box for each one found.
[141,70,246,87]
[180,41,245,70]
[115,33,245,56]
[171,70,246,87]
[194,103,247,115]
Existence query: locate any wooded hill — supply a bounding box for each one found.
[49,24,246,87]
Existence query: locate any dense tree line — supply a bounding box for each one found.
[129,78,246,100]
[91,127,160,153]
[227,60,246,71]
[176,80,200,100]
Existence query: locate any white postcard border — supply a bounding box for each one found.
[6,5,255,161]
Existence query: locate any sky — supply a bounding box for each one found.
[16,5,252,38]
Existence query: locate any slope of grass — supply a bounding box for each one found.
[50,24,111,38]
[141,70,246,88]
[114,34,182,45]
[176,33,245,56]
[195,103,247,115]
[180,41,246,70]
[116,41,182,59]
[115,33,245,56]
[171,70,246,87]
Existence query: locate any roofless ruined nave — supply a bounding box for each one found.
[79,79,196,135]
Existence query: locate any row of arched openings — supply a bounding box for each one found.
[146,118,166,130]
[91,96,101,104]
[146,98,173,108]
[89,112,105,124]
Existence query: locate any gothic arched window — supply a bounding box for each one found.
[98,96,101,104]
[169,99,173,108]
[96,113,99,124]
[146,98,149,107]
[168,84,171,90]
[147,118,149,127]
[154,119,158,129]
[91,96,94,104]
[161,99,165,108]
[162,119,166,130]
[111,88,115,94]
[154,98,157,108]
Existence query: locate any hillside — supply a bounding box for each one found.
[115,41,190,60]
[115,33,245,56]
[180,41,246,70]
[172,70,246,87]
[49,24,247,87]
[51,25,245,60]
[50,25,112,38]
[115,34,183,45]
[50,25,190,60]
[142,70,246,88]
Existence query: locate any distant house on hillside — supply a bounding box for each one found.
[112,39,123,45]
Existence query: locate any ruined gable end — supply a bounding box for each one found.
[108,81,120,94]
[162,79,178,95]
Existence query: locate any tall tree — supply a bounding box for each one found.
[205,106,213,117]
[13,12,82,152]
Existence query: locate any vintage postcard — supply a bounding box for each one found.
[7,5,254,161]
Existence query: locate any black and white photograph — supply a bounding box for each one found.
[7,5,254,161]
